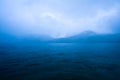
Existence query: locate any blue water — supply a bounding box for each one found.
[0,43,120,80]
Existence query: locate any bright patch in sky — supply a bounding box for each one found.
[0,0,120,38]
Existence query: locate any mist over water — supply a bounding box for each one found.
[0,0,120,80]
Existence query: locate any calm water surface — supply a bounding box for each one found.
[0,43,120,80]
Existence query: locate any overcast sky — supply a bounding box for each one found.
[0,0,120,38]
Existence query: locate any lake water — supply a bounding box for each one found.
[0,43,120,80]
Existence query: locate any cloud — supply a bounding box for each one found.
[0,0,120,38]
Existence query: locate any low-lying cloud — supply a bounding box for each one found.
[0,0,120,38]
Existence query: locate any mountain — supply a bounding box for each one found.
[52,31,120,43]
[1,31,120,44]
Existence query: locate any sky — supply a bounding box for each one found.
[0,0,120,38]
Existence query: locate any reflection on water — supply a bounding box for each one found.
[0,43,120,80]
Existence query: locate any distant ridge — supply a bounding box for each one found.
[52,31,120,43]
[1,31,120,44]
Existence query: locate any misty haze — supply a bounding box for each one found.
[0,0,120,80]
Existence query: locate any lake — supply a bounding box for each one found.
[0,43,120,80]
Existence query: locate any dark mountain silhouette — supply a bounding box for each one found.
[1,31,120,44]
[52,31,120,43]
